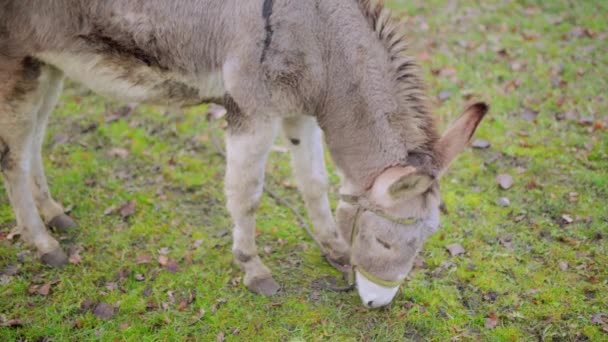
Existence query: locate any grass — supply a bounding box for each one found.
[1,0,607,340]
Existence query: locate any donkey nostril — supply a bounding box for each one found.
[367,300,374,307]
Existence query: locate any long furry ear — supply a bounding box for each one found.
[370,166,434,207]
[437,102,488,175]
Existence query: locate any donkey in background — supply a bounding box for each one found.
[0,0,487,308]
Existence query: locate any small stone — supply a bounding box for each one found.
[498,197,510,207]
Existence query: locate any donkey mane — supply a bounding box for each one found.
[356,0,440,172]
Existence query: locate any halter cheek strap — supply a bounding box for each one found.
[340,194,420,289]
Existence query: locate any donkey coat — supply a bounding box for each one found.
[1,0,487,305]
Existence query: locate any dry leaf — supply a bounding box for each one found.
[158,255,169,267]
[561,215,574,224]
[119,200,136,219]
[136,254,152,264]
[93,302,115,320]
[206,104,227,121]
[472,139,491,149]
[485,313,498,329]
[69,246,83,264]
[496,174,514,190]
[437,90,452,102]
[522,108,539,121]
[446,244,466,256]
[165,259,180,273]
[498,197,510,207]
[37,283,52,296]
[108,147,130,159]
[0,319,24,327]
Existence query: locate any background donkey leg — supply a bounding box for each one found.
[28,66,76,232]
[282,117,350,267]
[225,111,280,295]
[0,58,67,266]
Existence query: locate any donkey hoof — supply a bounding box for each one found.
[48,214,77,233]
[247,276,281,296]
[41,248,68,268]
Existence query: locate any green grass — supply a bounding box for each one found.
[1,0,607,340]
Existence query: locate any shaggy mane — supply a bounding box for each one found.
[356,0,440,170]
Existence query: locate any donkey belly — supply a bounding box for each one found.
[36,52,224,106]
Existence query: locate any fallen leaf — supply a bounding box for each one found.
[93,302,115,320]
[81,299,95,312]
[485,313,499,329]
[569,27,596,39]
[51,134,70,147]
[103,206,116,216]
[217,331,226,342]
[192,239,204,249]
[108,147,130,159]
[496,174,514,190]
[2,264,20,276]
[105,282,118,291]
[38,283,52,296]
[591,313,606,325]
[558,261,569,271]
[446,244,466,256]
[522,108,539,121]
[158,255,169,267]
[119,200,136,219]
[498,197,511,207]
[158,247,170,255]
[136,254,152,264]
[165,259,180,273]
[215,229,229,238]
[135,274,145,281]
[206,104,227,121]
[0,319,24,327]
[561,215,574,224]
[472,139,491,149]
[437,90,452,102]
[68,246,83,264]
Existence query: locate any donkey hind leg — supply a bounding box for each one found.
[0,61,67,266]
[28,67,76,232]
[225,117,280,296]
[282,117,350,268]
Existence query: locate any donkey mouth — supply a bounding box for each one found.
[355,271,400,309]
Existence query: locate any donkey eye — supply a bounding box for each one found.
[376,237,391,250]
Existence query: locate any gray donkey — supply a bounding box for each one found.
[0,0,487,308]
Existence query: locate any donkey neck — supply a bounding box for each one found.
[316,38,410,191]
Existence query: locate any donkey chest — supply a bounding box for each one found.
[36,52,224,106]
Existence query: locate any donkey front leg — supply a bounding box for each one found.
[0,58,67,266]
[225,114,280,295]
[28,66,76,232]
[282,117,350,268]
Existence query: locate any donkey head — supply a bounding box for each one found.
[336,103,488,308]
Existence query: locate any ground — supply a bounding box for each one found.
[1,0,607,341]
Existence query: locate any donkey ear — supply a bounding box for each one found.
[437,102,488,175]
[370,166,434,206]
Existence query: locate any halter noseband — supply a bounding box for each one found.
[340,194,421,289]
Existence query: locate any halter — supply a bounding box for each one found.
[340,194,421,289]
